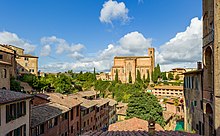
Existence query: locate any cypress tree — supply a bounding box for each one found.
[115,69,119,82]
[93,67,97,80]
[129,71,132,83]
[136,70,141,82]
[146,70,150,83]
[143,74,146,83]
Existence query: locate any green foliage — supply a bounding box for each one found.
[143,74,146,83]
[136,70,142,83]
[126,92,165,127]
[146,70,150,83]
[93,67,97,81]
[175,75,180,80]
[20,74,36,85]
[129,71,132,83]
[152,64,161,83]
[94,80,110,97]
[109,83,142,102]
[10,77,21,91]
[54,74,73,94]
[168,73,174,80]
[161,72,167,80]
[115,69,119,83]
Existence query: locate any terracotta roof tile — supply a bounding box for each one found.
[31,102,69,127]
[0,90,33,104]
[108,117,164,131]
[116,102,128,108]
[69,95,97,109]
[82,130,199,136]
[117,106,127,115]
[20,81,33,92]
[106,98,117,106]
[92,98,109,107]
[44,93,82,108]
[77,91,100,97]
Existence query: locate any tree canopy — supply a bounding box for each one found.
[129,71,132,83]
[126,92,165,127]
[168,73,174,80]
[152,64,161,83]
[136,70,142,83]
[115,69,119,83]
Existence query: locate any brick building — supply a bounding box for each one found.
[77,91,100,100]
[184,63,204,135]
[93,99,109,131]
[71,96,97,134]
[107,98,117,125]
[202,0,220,135]
[31,93,82,136]
[183,0,220,135]
[111,48,155,83]
[31,102,70,136]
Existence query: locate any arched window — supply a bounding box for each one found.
[204,47,213,88]
[2,69,7,78]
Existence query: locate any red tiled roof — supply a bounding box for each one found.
[92,98,110,107]
[116,106,127,115]
[0,90,33,104]
[77,90,100,97]
[44,93,82,108]
[106,98,117,106]
[108,117,164,131]
[31,102,69,127]
[82,130,199,136]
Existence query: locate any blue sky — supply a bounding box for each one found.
[0,0,202,72]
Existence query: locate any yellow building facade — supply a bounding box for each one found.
[0,45,17,90]
[8,45,38,76]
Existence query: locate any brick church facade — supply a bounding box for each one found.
[111,48,155,83]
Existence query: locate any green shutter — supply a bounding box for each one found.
[6,105,9,123]
[24,101,26,115]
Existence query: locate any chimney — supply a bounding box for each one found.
[197,62,202,70]
[148,118,155,136]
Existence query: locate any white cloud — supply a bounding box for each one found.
[119,31,152,52]
[40,17,202,73]
[40,44,51,56]
[40,36,85,59]
[99,0,130,24]
[68,52,84,60]
[41,31,152,72]
[157,17,202,68]
[0,31,36,53]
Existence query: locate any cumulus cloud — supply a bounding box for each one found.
[98,31,152,61]
[40,44,51,56]
[99,0,130,24]
[40,36,85,59]
[0,31,36,53]
[40,17,202,72]
[119,31,152,52]
[157,17,202,66]
[40,31,152,72]
[68,52,84,60]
